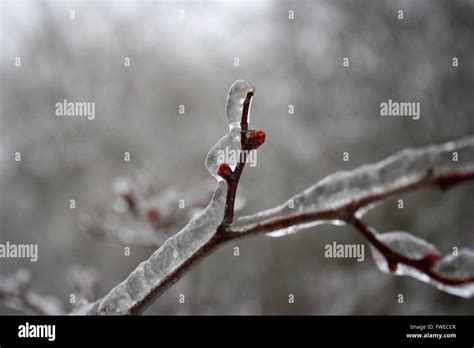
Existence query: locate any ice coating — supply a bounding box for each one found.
[226,80,255,127]
[205,128,241,177]
[370,231,439,274]
[78,81,257,314]
[397,264,474,298]
[267,220,345,238]
[431,249,474,298]
[78,81,259,314]
[233,137,474,237]
[369,234,474,298]
[206,80,255,177]
[79,171,228,315]
[0,269,64,315]
[375,231,440,261]
[434,249,474,279]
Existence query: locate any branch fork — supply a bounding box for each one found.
[218,91,266,226]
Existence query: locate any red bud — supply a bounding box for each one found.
[246,129,266,150]
[146,207,160,227]
[217,163,233,180]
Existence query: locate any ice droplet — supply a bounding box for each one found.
[226,80,255,127]
[434,249,474,279]
[266,219,345,237]
[354,202,380,219]
[432,249,474,298]
[205,128,241,177]
[205,80,255,178]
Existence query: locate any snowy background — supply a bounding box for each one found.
[1,0,474,314]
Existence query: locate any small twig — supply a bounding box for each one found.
[0,270,63,315]
[82,178,217,248]
[72,84,474,315]
[218,91,265,226]
[0,289,51,315]
[96,161,474,315]
[227,169,474,239]
[348,216,474,286]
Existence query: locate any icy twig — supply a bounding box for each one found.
[217,89,265,226]
[74,80,474,315]
[349,217,474,297]
[0,269,63,315]
[67,265,101,305]
[80,176,219,248]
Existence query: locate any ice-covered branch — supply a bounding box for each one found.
[67,265,101,306]
[348,217,474,297]
[80,174,222,248]
[75,81,474,315]
[230,136,474,236]
[0,269,63,315]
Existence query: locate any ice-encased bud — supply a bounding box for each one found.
[205,80,255,179]
[205,128,241,179]
[226,80,255,127]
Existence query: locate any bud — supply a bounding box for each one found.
[146,207,161,228]
[217,163,233,180]
[245,129,266,150]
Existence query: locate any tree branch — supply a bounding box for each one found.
[348,217,474,286]
[218,90,265,226]
[226,169,474,238]
[70,80,474,315]
[0,269,63,315]
[76,133,474,315]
